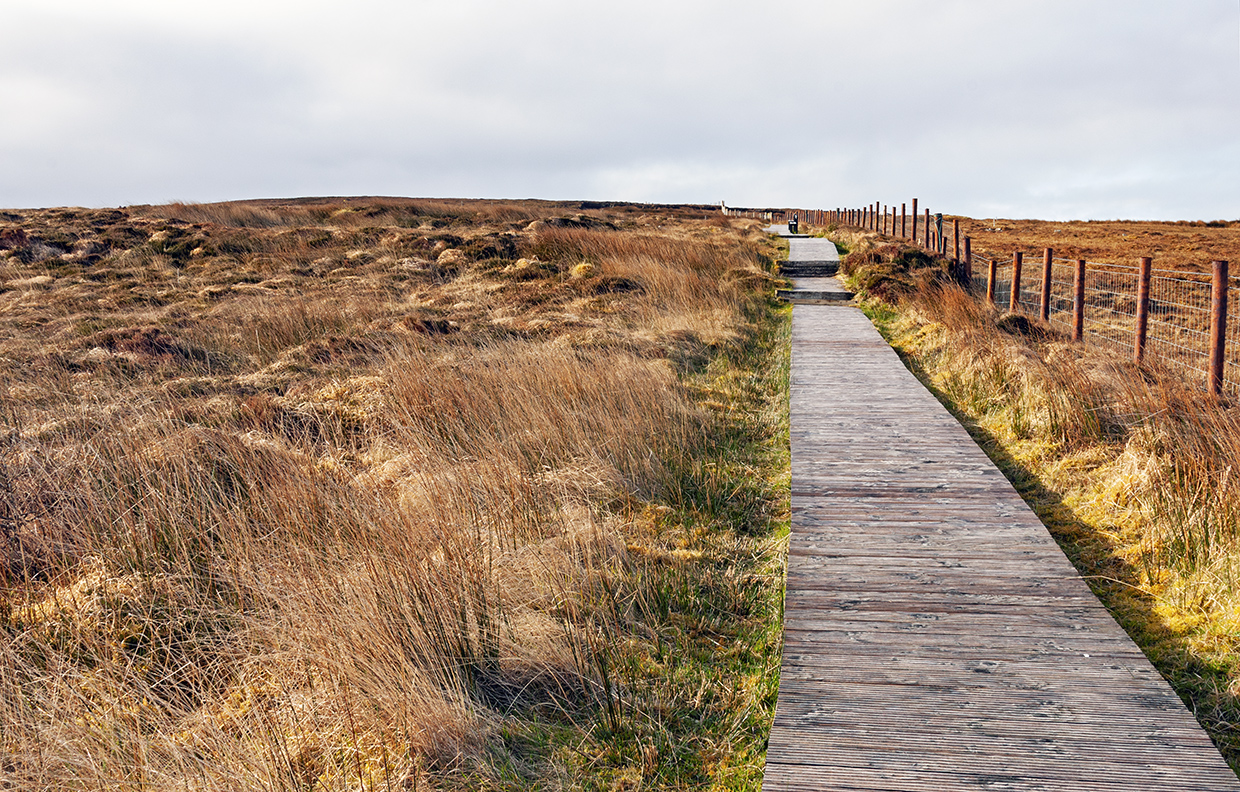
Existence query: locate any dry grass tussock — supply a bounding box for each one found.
[840,240,1240,767]
[0,199,788,789]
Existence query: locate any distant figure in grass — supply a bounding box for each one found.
[788,213,799,234]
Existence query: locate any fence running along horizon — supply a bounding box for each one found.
[727,202,1239,397]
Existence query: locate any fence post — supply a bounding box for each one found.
[986,255,997,304]
[1209,259,1229,396]
[1009,252,1024,312]
[953,218,960,263]
[1073,259,1086,342]
[901,203,907,239]
[911,198,918,244]
[963,236,973,285]
[923,209,931,248]
[1134,256,1152,363]
[1040,248,1053,322]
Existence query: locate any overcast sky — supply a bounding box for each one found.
[3,0,1238,219]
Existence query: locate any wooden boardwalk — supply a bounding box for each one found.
[763,298,1240,790]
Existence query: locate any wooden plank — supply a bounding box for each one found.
[762,304,1240,790]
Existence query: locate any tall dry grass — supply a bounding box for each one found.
[0,200,785,789]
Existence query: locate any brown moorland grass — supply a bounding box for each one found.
[0,199,791,790]
[832,234,1240,773]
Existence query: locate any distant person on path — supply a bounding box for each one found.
[788,213,799,234]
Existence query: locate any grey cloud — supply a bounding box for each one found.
[2,0,1237,218]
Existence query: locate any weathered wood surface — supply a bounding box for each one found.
[763,305,1239,790]
[779,237,851,303]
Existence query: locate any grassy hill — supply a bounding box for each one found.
[0,199,791,790]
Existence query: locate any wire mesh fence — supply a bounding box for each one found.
[967,253,1239,394]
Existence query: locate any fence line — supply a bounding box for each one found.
[748,203,1236,396]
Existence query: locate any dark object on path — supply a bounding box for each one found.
[788,214,799,234]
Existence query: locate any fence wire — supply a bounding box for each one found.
[970,253,1240,394]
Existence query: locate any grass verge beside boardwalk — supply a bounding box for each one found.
[529,298,792,791]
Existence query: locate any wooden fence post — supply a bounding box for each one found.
[1135,256,1152,363]
[963,236,973,284]
[901,203,907,238]
[1073,259,1086,342]
[1009,252,1024,313]
[1209,260,1229,395]
[923,209,931,248]
[1040,248,1053,322]
[986,255,997,304]
[953,218,960,263]
[911,198,918,244]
